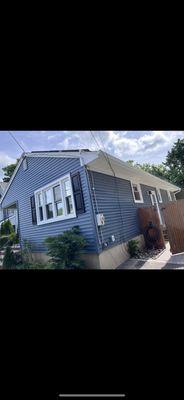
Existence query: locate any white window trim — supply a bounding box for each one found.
[34,173,76,225]
[156,188,162,203]
[167,190,172,201]
[131,181,144,203]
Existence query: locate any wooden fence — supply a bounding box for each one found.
[162,199,184,254]
[138,206,165,249]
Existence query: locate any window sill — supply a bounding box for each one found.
[134,200,144,204]
[36,213,76,226]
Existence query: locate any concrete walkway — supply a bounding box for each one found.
[118,242,184,270]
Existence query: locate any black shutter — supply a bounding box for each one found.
[71,172,85,215]
[30,195,37,224]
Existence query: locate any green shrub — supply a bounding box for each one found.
[128,239,140,258]
[0,236,10,249]
[20,240,51,269]
[2,246,17,269]
[22,239,34,263]
[0,232,19,249]
[45,226,87,269]
[0,220,14,235]
[9,232,19,245]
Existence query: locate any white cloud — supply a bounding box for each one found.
[47,135,55,140]
[45,130,184,163]
[1,131,182,178]
[91,131,184,163]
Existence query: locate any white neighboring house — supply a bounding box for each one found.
[0,181,18,233]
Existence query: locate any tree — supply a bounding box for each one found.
[127,160,170,181]
[127,138,184,188]
[164,138,184,188]
[0,219,14,235]
[126,160,135,166]
[2,159,19,182]
[137,163,169,181]
[2,246,16,269]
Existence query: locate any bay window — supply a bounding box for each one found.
[34,174,76,225]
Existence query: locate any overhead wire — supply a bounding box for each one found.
[8,131,26,153]
[89,130,127,265]
[90,130,125,228]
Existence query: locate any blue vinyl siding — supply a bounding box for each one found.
[1,157,98,253]
[88,171,174,251]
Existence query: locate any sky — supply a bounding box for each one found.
[0,131,183,179]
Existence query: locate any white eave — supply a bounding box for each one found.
[0,150,99,205]
[0,149,180,205]
[84,150,181,192]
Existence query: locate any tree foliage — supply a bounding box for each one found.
[127,160,169,181]
[137,163,169,181]
[127,138,184,188]
[0,219,14,235]
[45,226,86,269]
[164,138,184,188]
[2,159,19,182]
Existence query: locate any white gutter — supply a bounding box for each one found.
[85,150,180,192]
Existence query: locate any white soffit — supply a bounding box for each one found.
[85,151,180,192]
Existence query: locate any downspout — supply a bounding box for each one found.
[84,165,102,249]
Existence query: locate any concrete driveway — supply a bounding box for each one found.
[118,242,184,270]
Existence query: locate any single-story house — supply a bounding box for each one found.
[0,150,181,268]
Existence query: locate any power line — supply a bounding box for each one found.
[8,131,26,153]
[89,131,126,261]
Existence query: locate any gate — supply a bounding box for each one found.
[162,199,184,254]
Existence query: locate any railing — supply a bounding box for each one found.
[0,214,16,224]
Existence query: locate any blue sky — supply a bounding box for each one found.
[0,131,183,179]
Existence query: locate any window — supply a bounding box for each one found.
[131,182,143,203]
[64,179,74,214]
[167,190,172,201]
[53,185,64,216]
[34,174,76,225]
[156,188,162,203]
[44,188,54,219]
[38,193,44,221]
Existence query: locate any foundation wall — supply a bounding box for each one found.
[30,234,145,269]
